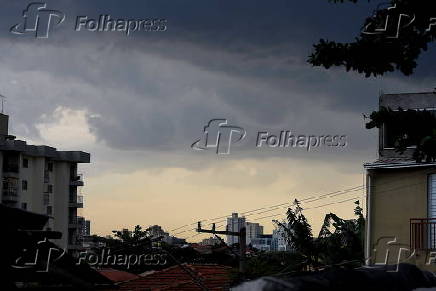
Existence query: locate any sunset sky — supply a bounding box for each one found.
[1,0,436,241]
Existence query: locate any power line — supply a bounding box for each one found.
[171,185,364,233]
[178,176,431,239]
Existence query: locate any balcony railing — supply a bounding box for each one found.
[2,187,18,202]
[3,164,19,173]
[43,193,50,206]
[44,170,50,183]
[68,195,84,208]
[70,174,84,186]
[410,218,436,250]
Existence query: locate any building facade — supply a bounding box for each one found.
[251,234,273,251]
[0,113,90,252]
[272,224,290,252]
[364,92,436,271]
[226,213,246,245]
[246,222,264,245]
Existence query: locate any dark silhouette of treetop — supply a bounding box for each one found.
[309,0,436,77]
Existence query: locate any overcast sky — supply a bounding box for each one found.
[1,0,435,240]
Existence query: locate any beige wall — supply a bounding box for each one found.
[13,154,77,250]
[367,166,436,270]
[53,161,72,249]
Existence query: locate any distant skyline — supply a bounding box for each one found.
[1,0,435,242]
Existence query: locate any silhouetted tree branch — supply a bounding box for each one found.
[309,0,436,77]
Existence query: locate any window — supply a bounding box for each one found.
[47,162,53,172]
[21,203,27,210]
[22,180,27,191]
[47,206,52,215]
[22,158,28,168]
[48,184,53,193]
[382,108,436,149]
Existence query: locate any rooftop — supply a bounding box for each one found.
[117,264,232,291]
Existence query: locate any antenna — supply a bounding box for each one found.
[0,94,6,114]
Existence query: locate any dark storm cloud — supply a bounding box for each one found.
[0,0,434,164]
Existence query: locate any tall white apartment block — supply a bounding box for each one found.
[226,213,246,245]
[245,222,263,245]
[0,114,90,253]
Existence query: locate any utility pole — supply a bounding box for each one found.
[197,222,246,273]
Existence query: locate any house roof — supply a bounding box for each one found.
[0,203,49,230]
[117,264,232,291]
[364,158,436,170]
[98,268,140,283]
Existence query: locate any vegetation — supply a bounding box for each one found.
[366,107,436,162]
[309,0,436,77]
[272,199,365,271]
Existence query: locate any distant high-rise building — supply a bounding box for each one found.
[0,113,90,252]
[272,224,290,251]
[226,213,246,245]
[148,225,169,239]
[246,222,263,245]
[78,217,91,239]
[251,234,273,251]
[85,219,91,236]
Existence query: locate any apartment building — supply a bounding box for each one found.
[251,234,273,251]
[246,222,264,245]
[272,224,290,252]
[226,213,246,245]
[364,92,436,271]
[0,113,90,252]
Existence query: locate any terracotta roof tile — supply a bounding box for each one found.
[98,268,140,283]
[118,264,232,291]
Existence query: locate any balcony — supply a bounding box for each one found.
[2,188,18,202]
[68,195,84,208]
[44,170,50,183]
[3,164,19,178]
[43,194,50,206]
[68,217,78,229]
[410,218,436,250]
[70,174,84,186]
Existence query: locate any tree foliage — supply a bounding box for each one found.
[274,200,365,270]
[112,225,151,247]
[309,0,436,77]
[366,107,436,162]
